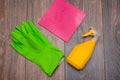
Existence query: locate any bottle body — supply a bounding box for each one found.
[67,39,96,70]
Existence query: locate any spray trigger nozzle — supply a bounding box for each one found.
[82,27,96,37]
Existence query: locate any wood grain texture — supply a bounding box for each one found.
[65,0,85,80]
[25,0,65,80]
[102,0,120,80]
[0,0,64,80]
[0,0,5,80]
[0,0,120,80]
[65,0,104,80]
[1,0,27,80]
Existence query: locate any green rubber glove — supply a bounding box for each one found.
[10,20,64,76]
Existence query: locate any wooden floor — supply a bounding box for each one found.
[0,0,120,80]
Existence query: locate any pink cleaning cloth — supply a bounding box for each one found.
[38,0,86,42]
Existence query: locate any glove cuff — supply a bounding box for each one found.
[48,53,64,76]
[35,47,64,76]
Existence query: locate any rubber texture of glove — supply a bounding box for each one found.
[10,20,64,76]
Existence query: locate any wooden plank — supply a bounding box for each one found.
[102,0,120,80]
[1,0,27,80]
[0,0,65,80]
[65,0,105,80]
[25,0,65,80]
[65,0,84,80]
[1,0,120,80]
[0,0,5,80]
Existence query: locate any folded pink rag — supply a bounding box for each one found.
[38,0,86,42]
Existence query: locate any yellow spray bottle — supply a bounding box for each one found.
[67,27,99,70]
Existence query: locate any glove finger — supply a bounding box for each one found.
[24,33,44,50]
[17,25,31,42]
[11,29,26,44]
[20,24,28,36]
[28,20,46,39]
[16,25,27,36]
[10,41,41,61]
[28,20,40,33]
[22,21,33,34]
[11,29,41,52]
[12,29,43,50]
[13,23,44,50]
[28,20,52,44]
[16,25,22,32]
